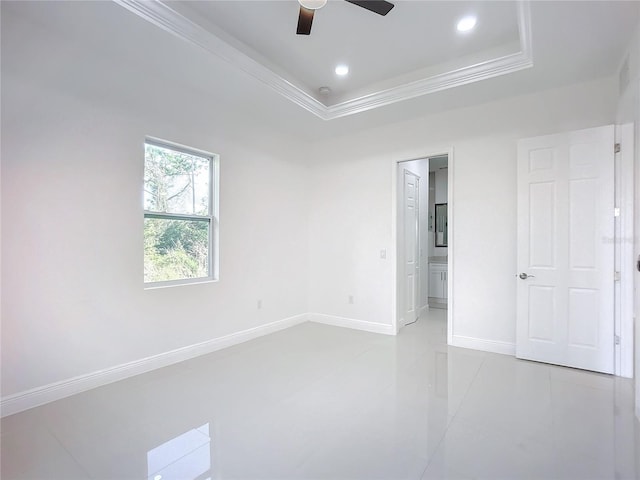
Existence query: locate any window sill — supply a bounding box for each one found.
[144,277,218,290]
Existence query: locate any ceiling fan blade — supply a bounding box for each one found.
[296,6,314,35]
[344,0,394,16]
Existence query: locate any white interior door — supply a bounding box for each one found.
[516,125,615,374]
[403,169,420,325]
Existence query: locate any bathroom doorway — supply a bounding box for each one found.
[427,156,449,310]
[396,152,452,334]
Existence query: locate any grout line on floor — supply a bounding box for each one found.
[418,351,487,479]
[44,425,95,480]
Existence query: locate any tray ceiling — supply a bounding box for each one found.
[115,0,532,120]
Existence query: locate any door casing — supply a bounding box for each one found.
[393,149,454,339]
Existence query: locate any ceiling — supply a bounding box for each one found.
[125,0,531,118]
[175,1,522,103]
[115,0,637,121]
[2,1,639,141]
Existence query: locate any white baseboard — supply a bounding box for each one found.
[308,313,395,336]
[2,312,398,417]
[450,334,516,356]
[1,313,309,418]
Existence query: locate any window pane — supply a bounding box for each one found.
[144,143,210,215]
[144,217,210,283]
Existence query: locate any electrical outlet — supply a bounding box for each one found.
[348,295,354,304]
[380,249,386,259]
[257,300,262,309]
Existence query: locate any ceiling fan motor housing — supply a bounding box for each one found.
[296,0,395,36]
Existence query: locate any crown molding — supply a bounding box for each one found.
[324,51,532,119]
[114,0,533,121]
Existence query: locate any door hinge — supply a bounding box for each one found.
[614,143,621,154]
[614,207,620,217]
[614,271,621,281]
[615,335,621,345]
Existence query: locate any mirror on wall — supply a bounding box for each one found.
[435,203,448,247]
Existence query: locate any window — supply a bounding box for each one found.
[143,139,218,286]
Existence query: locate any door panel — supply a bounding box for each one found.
[568,288,598,347]
[529,181,556,268]
[528,285,555,342]
[569,179,597,269]
[403,169,419,325]
[516,125,614,374]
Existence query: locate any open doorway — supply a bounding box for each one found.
[427,156,448,310]
[396,153,450,332]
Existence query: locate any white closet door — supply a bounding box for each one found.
[516,125,615,374]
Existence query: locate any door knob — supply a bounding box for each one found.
[518,273,535,280]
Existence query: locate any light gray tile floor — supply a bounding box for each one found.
[2,308,639,479]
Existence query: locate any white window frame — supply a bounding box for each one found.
[143,137,219,289]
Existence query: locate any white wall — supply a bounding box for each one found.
[1,2,628,413]
[308,77,617,350]
[1,9,309,398]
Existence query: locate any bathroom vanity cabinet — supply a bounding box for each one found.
[429,263,448,302]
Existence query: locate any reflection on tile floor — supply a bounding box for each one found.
[2,308,639,479]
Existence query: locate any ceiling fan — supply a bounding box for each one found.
[296,0,395,35]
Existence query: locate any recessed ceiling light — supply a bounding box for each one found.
[456,16,477,32]
[335,65,349,76]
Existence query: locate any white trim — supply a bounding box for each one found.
[614,123,634,378]
[114,0,326,117]
[142,137,220,286]
[325,52,532,119]
[1,313,308,417]
[391,159,400,333]
[451,335,516,356]
[113,0,533,120]
[308,313,396,335]
[0,312,400,417]
[393,148,454,343]
[446,148,455,347]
